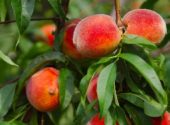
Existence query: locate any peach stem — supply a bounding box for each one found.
[114,0,123,28]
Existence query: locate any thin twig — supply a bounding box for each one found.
[114,0,123,27]
[0,17,60,25]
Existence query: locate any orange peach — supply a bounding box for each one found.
[62,19,83,59]
[73,14,122,58]
[26,67,59,112]
[123,9,167,44]
[40,24,56,46]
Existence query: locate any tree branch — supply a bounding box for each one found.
[0,17,60,25]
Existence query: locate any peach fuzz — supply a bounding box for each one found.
[40,24,56,46]
[26,67,59,112]
[62,19,83,59]
[73,14,122,58]
[123,9,167,44]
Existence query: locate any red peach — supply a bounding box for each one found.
[161,111,170,125]
[26,67,59,112]
[73,14,122,58]
[123,9,167,44]
[62,19,83,59]
[86,114,119,125]
[86,114,105,125]
[40,24,56,46]
[87,74,98,103]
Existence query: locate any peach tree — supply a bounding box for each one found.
[0,0,170,125]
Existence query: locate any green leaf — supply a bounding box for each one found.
[48,0,66,19]
[59,68,75,109]
[122,35,157,50]
[0,50,18,67]
[115,106,128,125]
[124,104,152,125]
[141,0,159,9]
[119,93,165,116]
[14,52,66,104]
[119,53,167,104]
[29,110,38,125]
[97,63,117,117]
[0,121,26,125]
[0,0,7,21]
[11,0,35,33]
[0,83,16,118]
[105,112,113,125]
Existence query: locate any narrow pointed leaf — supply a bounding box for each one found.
[0,50,18,67]
[119,53,167,104]
[59,68,75,109]
[11,0,35,33]
[122,35,157,50]
[0,83,16,118]
[97,63,117,116]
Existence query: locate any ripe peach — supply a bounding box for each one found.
[26,67,59,112]
[161,111,170,125]
[73,14,122,58]
[87,74,98,103]
[62,19,83,59]
[86,114,105,125]
[87,114,119,125]
[123,9,167,44]
[40,24,56,46]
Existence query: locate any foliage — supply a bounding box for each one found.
[0,0,170,125]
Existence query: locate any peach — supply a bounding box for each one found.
[123,9,167,44]
[62,19,83,59]
[26,67,59,112]
[87,114,119,125]
[40,24,56,46]
[86,114,105,125]
[161,111,170,125]
[87,74,98,103]
[73,14,122,58]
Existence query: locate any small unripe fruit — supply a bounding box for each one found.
[40,24,56,46]
[62,19,83,59]
[26,67,59,112]
[123,9,167,44]
[73,14,122,58]
[86,114,105,125]
[161,111,170,125]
